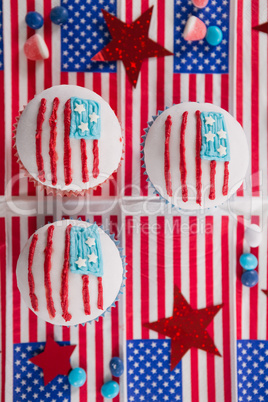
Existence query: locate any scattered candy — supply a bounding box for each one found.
[101,380,120,399]
[50,6,69,25]
[23,34,49,61]
[239,253,258,271]
[192,0,209,8]
[25,11,44,30]
[109,357,124,377]
[68,368,86,387]
[205,26,223,46]
[245,224,262,248]
[241,270,259,288]
[183,16,207,41]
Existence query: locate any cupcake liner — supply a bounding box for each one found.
[13,108,124,197]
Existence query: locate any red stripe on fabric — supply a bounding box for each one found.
[156,0,165,112]
[209,160,216,200]
[49,97,60,186]
[125,216,133,339]
[94,215,104,402]
[205,75,213,104]
[140,216,149,338]
[44,225,56,319]
[12,217,21,343]
[205,216,216,402]
[61,72,69,85]
[35,98,46,182]
[172,74,181,105]
[124,78,133,196]
[173,217,181,289]
[180,111,188,202]
[267,220,268,339]
[157,217,165,338]
[28,234,39,311]
[28,216,38,343]
[195,110,202,205]
[222,161,229,196]
[93,74,102,196]
[249,216,259,339]
[0,71,5,195]
[79,323,88,401]
[11,0,20,196]
[92,139,100,178]
[44,217,54,338]
[221,75,229,112]
[77,72,85,87]
[43,1,52,89]
[109,73,118,196]
[81,139,89,183]
[0,218,6,402]
[82,275,91,315]
[62,326,70,342]
[140,62,149,196]
[60,224,72,322]
[236,216,244,340]
[189,216,199,401]
[251,5,260,196]
[64,99,72,185]
[221,216,232,401]
[165,115,172,196]
[189,75,197,102]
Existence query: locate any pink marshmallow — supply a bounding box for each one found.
[24,34,49,61]
[192,0,209,8]
[183,16,207,41]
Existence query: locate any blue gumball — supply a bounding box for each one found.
[241,270,259,288]
[68,367,86,387]
[239,253,258,271]
[50,6,69,25]
[205,26,223,46]
[25,11,44,30]
[109,357,124,377]
[101,381,119,399]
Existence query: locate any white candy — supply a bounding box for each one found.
[245,224,262,248]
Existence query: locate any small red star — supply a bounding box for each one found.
[144,287,223,370]
[91,6,173,88]
[253,22,268,34]
[29,337,76,385]
[262,289,268,297]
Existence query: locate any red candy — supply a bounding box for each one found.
[192,0,209,8]
[23,34,49,61]
[183,16,207,41]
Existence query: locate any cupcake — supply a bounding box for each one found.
[142,102,249,210]
[16,219,125,326]
[14,85,123,196]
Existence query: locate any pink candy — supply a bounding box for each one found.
[183,16,207,41]
[24,34,49,61]
[192,0,209,8]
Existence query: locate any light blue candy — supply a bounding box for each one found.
[241,270,259,288]
[205,26,223,46]
[239,253,258,271]
[50,6,69,25]
[101,381,119,399]
[109,357,124,377]
[25,11,44,30]
[68,367,86,387]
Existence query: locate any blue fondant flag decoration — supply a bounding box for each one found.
[69,223,103,276]
[70,97,101,140]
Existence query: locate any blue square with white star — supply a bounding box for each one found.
[237,340,268,402]
[173,0,229,74]
[13,342,70,402]
[61,0,117,73]
[127,339,183,401]
[70,97,101,140]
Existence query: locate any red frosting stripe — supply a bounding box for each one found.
[209,160,217,200]
[60,224,72,322]
[28,234,39,312]
[195,110,202,205]
[97,277,103,310]
[82,275,91,315]
[49,97,60,186]
[36,98,46,183]
[64,99,72,185]
[180,111,188,202]
[81,139,89,183]
[164,115,172,197]
[92,139,100,178]
[222,161,229,196]
[44,225,56,319]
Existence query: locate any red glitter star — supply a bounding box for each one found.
[91,6,173,88]
[262,289,268,297]
[29,337,76,385]
[144,287,223,370]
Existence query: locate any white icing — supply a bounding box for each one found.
[144,102,249,210]
[16,85,123,192]
[16,220,123,326]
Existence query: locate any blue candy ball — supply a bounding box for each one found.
[205,26,223,46]
[68,368,86,387]
[109,357,124,377]
[240,253,258,271]
[101,381,119,399]
[25,11,44,30]
[241,270,259,288]
[50,6,69,25]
